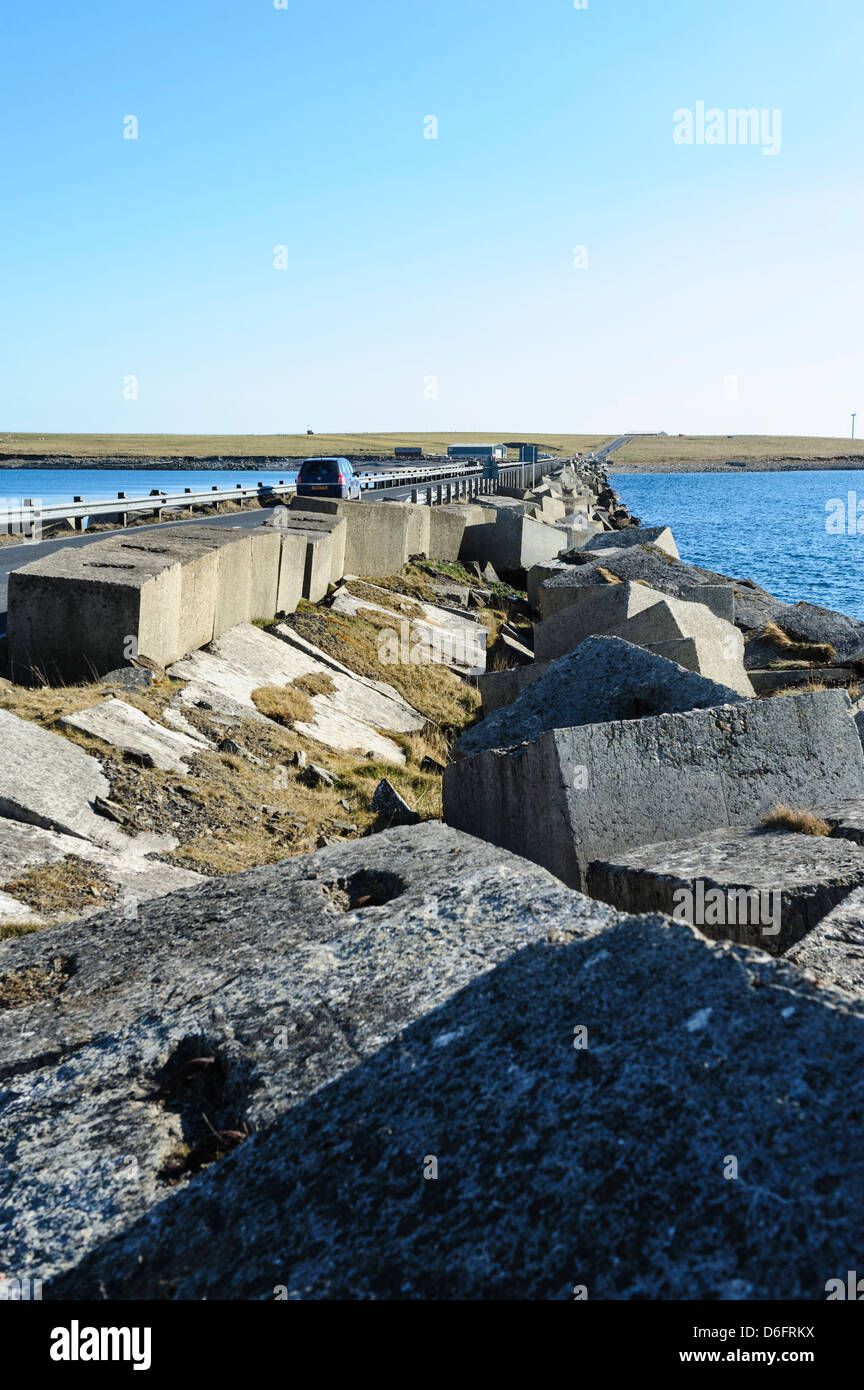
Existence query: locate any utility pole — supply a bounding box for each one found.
[852,413,857,440]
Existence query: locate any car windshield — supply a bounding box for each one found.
[299,460,340,482]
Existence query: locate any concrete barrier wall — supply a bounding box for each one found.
[8,526,306,682]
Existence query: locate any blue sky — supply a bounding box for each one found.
[1,0,862,437]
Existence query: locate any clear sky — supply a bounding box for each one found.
[1,0,862,437]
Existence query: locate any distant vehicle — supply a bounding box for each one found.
[394,447,423,460]
[295,456,361,501]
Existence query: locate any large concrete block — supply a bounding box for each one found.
[609,593,753,697]
[8,542,184,680]
[476,661,551,714]
[533,581,669,661]
[248,528,283,620]
[456,636,746,759]
[443,690,864,891]
[289,498,429,576]
[586,827,864,956]
[428,506,468,562]
[161,526,254,634]
[467,508,567,574]
[586,525,680,560]
[276,531,307,615]
[269,511,346,584]
[302,532,334,601]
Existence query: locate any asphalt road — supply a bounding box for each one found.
[0,479,429,632]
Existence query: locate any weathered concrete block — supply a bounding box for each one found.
[8,541,183,680]
[586,525,679,560]
[268,511,346,584]
[60,697,210,774]
[533,581,669,661]
[682,583,735,624]
[154,526,254,636]
[248,528,283,620]
[0,706,138,849]
[456,636,746,759]
[471,508,568,574]
[586,827,864,956]
[609,593,754,696]
[301,532,334,601]
[290,498,430,576]
[276,531,307,614]
[41,901,864,1301]
[476,661,550,714]
[443,691,864,890]
[786,885,864,995]
[428,506,468,562]
[0,822,626,1289]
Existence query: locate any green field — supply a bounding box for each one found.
[1,431,863,469]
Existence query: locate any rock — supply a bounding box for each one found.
[43,910,864,1300]
[61,698,210,775]
[586,826,864,955]
[291,750,307,769]
[371,778,420,826]
[786,886,864,995]
[608,594,753,697]
[0,815,202,919]
[0,707,136,851]
[443,690,864,891]
[169,623,422,766]
[533,580,670,656]
[455,637,747,760]
[749,667,856,695]
[101,666,159,690]
[487,631,534,668]
[585,525,680,560]
[303,762,335,789]
[218,737,242,756]
[0,823,624,1290]
[94,796,133,826]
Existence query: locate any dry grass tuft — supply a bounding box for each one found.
[762,803,832,836]
[251,685,315,727]
[759,621,836,664]
[291,672,336,698]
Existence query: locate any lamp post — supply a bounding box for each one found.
[852,413,857,440]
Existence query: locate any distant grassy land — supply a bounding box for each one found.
[0,432,608,461]
[612,435,864,471]
[1,431,863,470]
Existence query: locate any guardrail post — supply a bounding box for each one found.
[211,486,219,510]
[411,488,418,504]
[117,491,129,527]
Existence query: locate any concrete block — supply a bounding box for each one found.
[468,508,568,574]
[276,531,307,615]
[786,884,864,995]
[289,498,429,576]
[248,528,283,620]
[682,583,735,625]
[608,593,754,696]
[302,532,334,602]
[586,827,864,956]
[8,542,184,681]
[443,690,864,891]
[476,661,551,714]
[456,636,746,759]
[533,581,669,661]
[268,511,346,584]
[586,525,680,560]
[428,506,468,562]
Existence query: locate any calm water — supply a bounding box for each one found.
[0,466,298,507]
[611,470,864,621]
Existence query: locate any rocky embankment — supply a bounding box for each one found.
[2,459,864,1300]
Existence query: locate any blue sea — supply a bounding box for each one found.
[611,470,864,621]
[0,466,298,508]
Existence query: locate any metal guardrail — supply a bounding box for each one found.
[0,459,538,537]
